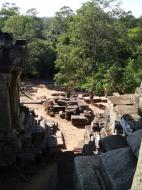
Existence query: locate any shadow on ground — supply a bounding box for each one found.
[56,150,81,190]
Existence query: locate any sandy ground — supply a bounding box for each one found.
[20,83,85,151]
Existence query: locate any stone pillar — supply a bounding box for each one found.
[9,71,20,129]
[131,141,142,190]
[0,73,12,130]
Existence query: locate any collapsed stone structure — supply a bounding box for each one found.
[0,31,62,169]
[74,86,142,190]
[0,31,27,168]
[44,94,94,127]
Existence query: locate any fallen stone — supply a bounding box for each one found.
[78,102,89,112]
[100,135,128,152]
[56,99,67,106]
[100,147,136,190]
[93,97,101,103]
[67,100,78,106]
[71,115,88,127]
[53,104,65,113]
[127,129,142,158]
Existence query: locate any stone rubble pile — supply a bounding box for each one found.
[44,95,94,127]
[0,105,63,169]
[0,31,64,169]
[74,88,142,190]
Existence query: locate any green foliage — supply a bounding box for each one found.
[24,39,56,78]
[54,0,142,94]
[3,15,44,41]
[0,0,142,93]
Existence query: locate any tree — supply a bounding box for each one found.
[3,15,44,41]
[23,39,56,79]
[26,8,39,17]
[55,0,121,92]
[0,2,20,28]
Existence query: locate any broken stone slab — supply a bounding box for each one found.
[78,102,89,112]
[127,129,142,158]
[53,104,65,113]
[55,130,63,146]
[84,97,92,104]
[65,105,79,120]
[74,155,102,190]
[67,100,78,106]
[100,135,128,152]
[100,147,136,190]
[71,115,88,127]
[93,97,102,103]
[84,110,94,121]
[65,105,79,114]
[55,99,67,106]
[56,137,64,147]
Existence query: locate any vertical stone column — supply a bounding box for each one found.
[9,71,20,129]
[0,73,12,130]
[131,141,142,190]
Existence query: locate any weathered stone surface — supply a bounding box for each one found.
[0,73,12,130]
[67,100,78,105]
[78,102,89,112]
[74,156,102,190]
[93,97,102,103]
[71,115,88,127]
[53,104,65,113]
[65,105,78,120]
[127,129,142,158]
[100,135,128,152]
[55,99,67,106]
[131,141,142,190]
[100,147,136,190]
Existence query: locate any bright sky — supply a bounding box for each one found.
[0,0,142,17]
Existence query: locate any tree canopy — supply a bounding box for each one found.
[0,0,142,94]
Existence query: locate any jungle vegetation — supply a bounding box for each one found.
[1,0,142,95]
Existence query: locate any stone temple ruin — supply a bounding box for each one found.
[42,83,142,189]
[0,31,62,171]
[1,30,142,190]
[73,87,142,190]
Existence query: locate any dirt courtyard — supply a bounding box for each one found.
[20,81,85,151]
